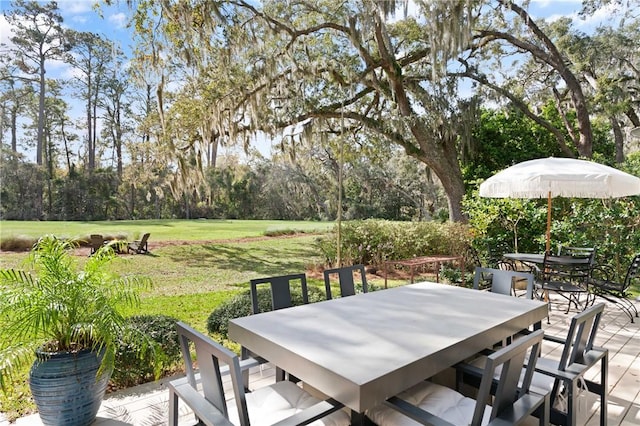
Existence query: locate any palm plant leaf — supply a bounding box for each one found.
[0,235,153,391]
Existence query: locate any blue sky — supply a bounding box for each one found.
[0,0,630,161]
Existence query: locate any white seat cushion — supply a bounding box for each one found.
[229,380,350,426]
[366,381,491,426]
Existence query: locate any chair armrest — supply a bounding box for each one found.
[383,396,456,426]
[590,264,615,280]
[168,380,234,426]
[167,356,263,388]
[542,334,566,344]
[270,398,345,426]
[487,391,549,426]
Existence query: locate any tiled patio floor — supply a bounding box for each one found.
[4,294,639,426]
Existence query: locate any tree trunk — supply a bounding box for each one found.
[37,54,46,166]
[10,105,18,152]
[610,116,625,163]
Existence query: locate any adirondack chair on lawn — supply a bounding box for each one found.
[127,233,150,254]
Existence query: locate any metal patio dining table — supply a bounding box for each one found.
[228,281,548,425]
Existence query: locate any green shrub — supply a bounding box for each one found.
[263,228,299,237]
[111,315,181,389]
[0,235,38,251]
[315,220,472,267]
[207,286,326,339]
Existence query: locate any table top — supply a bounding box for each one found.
[503,252,592,266]
[228,282,548,413]
[503,252,545,264]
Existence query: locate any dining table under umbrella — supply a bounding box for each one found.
[479,157,640,252]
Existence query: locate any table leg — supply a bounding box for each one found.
[351,411,375,426]
[384,261,388,289]
[435,262,440,282]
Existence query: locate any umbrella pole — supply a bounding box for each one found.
[546,191,551,253]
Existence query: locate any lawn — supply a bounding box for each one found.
[1,220,343,324]
[0,219,334,243]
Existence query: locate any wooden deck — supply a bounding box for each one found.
[4,295,639,426]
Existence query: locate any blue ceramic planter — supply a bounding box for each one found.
[29,348,111,426]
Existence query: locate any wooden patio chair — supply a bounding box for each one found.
[368,330,548,426]
[457,302,608,426]
[245,273,310,384]
[323,264,368,299]
[89,234,105,255]
[127,233,150,254]
[168,321,349,426]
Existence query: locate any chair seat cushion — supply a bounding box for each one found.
[230,380,350,426]
[366,381,491,426]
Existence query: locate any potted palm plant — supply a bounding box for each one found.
[0,235,152,426]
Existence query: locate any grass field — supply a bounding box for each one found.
[0,219,341,322]
[0,219,334,242]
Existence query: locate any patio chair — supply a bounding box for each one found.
[557,245,596,258]
[127,232,150,254]
[250,273,309,314]
[589,254,640,322]
[473,267,537,346]
[247,274,309,383]
[168,322,349,426]
[367,329,548,426]
[456,302,608,426]
[535,251,594,318]
[323,264,368,299]
[473,266,535,299]
[89,234,105,255]
[466,246,516,289]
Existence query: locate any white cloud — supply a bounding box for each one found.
[108,12,128,29]
[70,15,89,24]
[575,2,623,28]
[56,0,95,15]
[0,14,14,48]
[530,0,581,8]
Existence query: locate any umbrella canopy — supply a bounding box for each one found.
[479,157,640,251]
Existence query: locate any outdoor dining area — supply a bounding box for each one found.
[7,252,640,426]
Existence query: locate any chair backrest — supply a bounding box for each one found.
[473,267,534,299]
[465,246,483,269]
[473,329,544,425]
[89,234,104,253]
[557,302,605,372]
[542,252,593,286]
[622,254,640,291]
[176,321,251,426]
[557,245,596,258]
[139,233,150,245]
[323,264,368,299]
[249,273,309,314]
